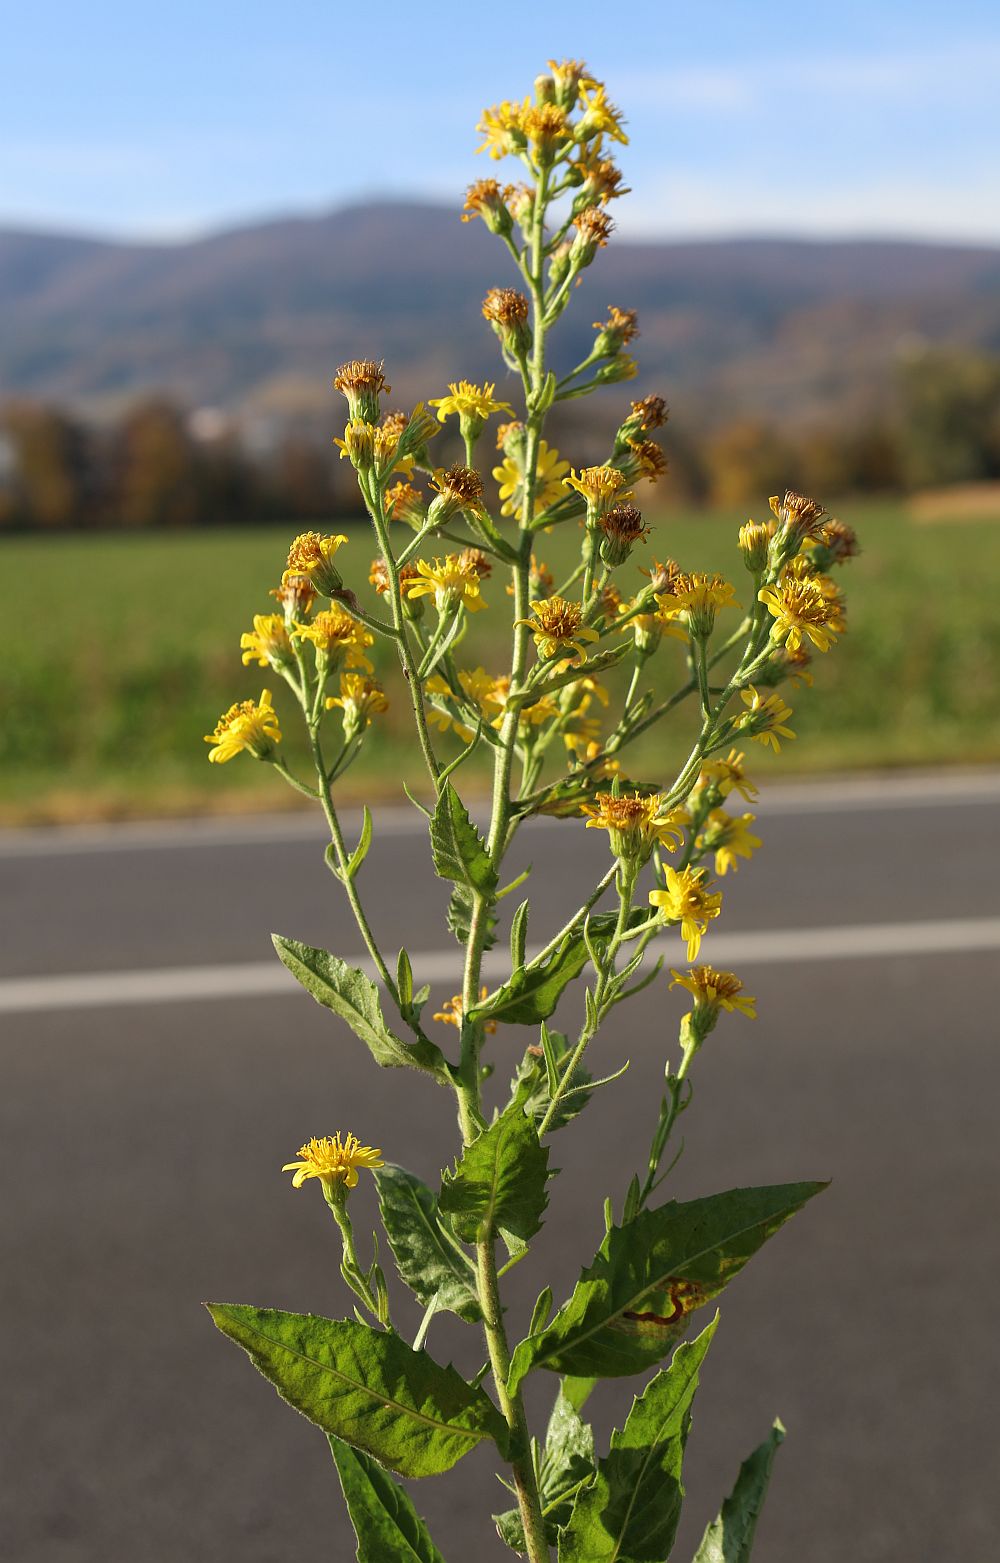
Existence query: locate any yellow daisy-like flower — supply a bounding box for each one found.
[738,687,796,752]
[429,381,514,426]
[519,596,599,662]
[698,750,758,803]
[521,103,572,161]
[670,966,756,1020]
[583,791,688,861]
[285,531,348,597]
[292,607,374,672]
[577,80,629,145]
[649,866,723,962]
[325,673,388,736]
[476,99,528,159]
[563,464,631,518]
[698,809,762,876]
[204,689,281,764]
[240,613,292,669]
[405,554,486,616]
[493,440,570,521]
[282,1133,384,1191]
[659,573,740,638]
[758,578,840,653]
[433,986,496,1034]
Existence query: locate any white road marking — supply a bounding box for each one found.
[2,916,998,1015]
[1,769,998,857]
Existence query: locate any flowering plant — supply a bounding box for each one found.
[205,60,856,1562]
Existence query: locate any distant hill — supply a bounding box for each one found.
[2,201,999,428]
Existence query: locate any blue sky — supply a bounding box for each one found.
[4,0,999,243]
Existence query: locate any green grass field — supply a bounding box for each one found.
[3,500,999,822]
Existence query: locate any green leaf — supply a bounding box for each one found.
[447,883,497,951]
[328,1435,446,1563]
[346,805,373,880]
[691,1419,786,1563]
[525,641,629,702]
[472,910,627,1028]
[440,1101,550,1246]
[272,936,444,1076]
[495,1384,597,1553]
[430,783,497,895]
[558,1318,717,1563]
[509,1035,592,1133]
[508,1182,825,1391]
[375,1164,480,1323]
[207,1304,505,1477]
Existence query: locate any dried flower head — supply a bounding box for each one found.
[629,395,668,431]
[599,502,649,566]
[593,306,639,351]
[385,481,426,527]
[769,489,827,543]
[333,359,390,423]
[270,572,316,622]
[462,179,515,233]
[571,206,614,260]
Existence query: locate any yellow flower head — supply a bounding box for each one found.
[563,463,631,518]
[429,381,514,427]
[649,865,723,962]
[427,464,487,525]
[593,305,639,349]
[547,57,589,107]
[332,360,390,422]
[768,489,827,544]
[204,689,281,764]
[698,750,758,803]
[433,987,496,1034]
[334,420,405,476]
[670,966,756,1048]
[292,607,374,672]
[240,613,293,669]
[758,577,840,653]
[493,440,570,521]
[576,151,630,204]
[738,687,796,752]
[282,1133,383,1191]
[738,520,771,573]
[697,808,762,876]
[325,673,388,737]
[659,572,740,638]
[405,554,486,616]
[385,480,426,527]
[476,99,529,159]
[462,178,515,231]
[519,596,599,663]
[571,206,615,258]
[583,791,688,861]
[521,102,572,162]
[577,80,629,145]
[270,573,317,622]
[285,531,349,597]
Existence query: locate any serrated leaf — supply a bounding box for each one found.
[472,910,627,1028]
[447,883,497,951]
[329,1435,446,1563]
[508,1182,826,1392]
[440,1101,550,1245]
[495,1384,597,1553]
[509,1036,592,1134]
[375,1164,480,1323]
[273,936,444,1075]
[691,1419,785,1563]
[430,783,497,894]
[207,1304,505,1477]
[558,1318,717,1563]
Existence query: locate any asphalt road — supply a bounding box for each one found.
[2,771,999,1563]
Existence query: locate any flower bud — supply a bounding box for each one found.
[738,520,770,574]
[570,207,614,268]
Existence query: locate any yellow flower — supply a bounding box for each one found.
[563,464,631,517]
[325,673,388,736]
[204,690,281,764]
[476,99,528,159]
[427,465,486,526]
[433,987,496,1034]
[738,687,796,752]
[493,440,570,520]
[519,596,599,662]
[698,809,762,876]
[583,791,688,860]
[521,103,572,162]
[660,572,740,638]
[758,578,840,653]
[240,613,292,669]
[698,750,758,803]
[577,80,629,145]
[292,607,374,672]
[285,531,349,597]
[670,966,756,1021]
[649,866,723,962]
[429,381,514,427]
[282,1133,383,1191]
[406,554,486,615]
